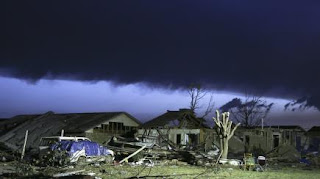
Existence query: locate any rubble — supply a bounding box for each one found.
[130,158,155,167]
[2,129,319,178]
[267,144,301,162]
[219,159,242,166]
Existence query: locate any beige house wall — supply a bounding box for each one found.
[236,128,305,153]
[84,114,140,142]
[86,114,140,134]
[138,128,201,145]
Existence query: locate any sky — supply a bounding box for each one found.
[1,1,320,128]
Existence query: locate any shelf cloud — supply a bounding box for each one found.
[1,1,320,109]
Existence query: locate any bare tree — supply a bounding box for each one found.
[213,110,240,159]
[220,94,273,128]
[188,84,214,118]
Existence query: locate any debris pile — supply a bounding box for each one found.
[267,144,301,163]
[2,132,320,178]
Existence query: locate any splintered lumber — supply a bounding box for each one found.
[21,130,28,160]
[120,145,146,164]
[53,170,85,177]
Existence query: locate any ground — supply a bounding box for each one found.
[1,161,320,178]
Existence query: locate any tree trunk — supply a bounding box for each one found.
[221,138,229,159]
[219,135,223,152]
[213,110,240,160]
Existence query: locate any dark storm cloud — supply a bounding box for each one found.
[220,97,274,113]
[284,96,320,111]
[1,1,320,108]
[220,98,242,112]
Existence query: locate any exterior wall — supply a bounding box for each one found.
[137,128,201,146]
[203,129,219,152]
[236,127,305,153]
[84,114,140,142]
[305,129,320,152]
[86,114,140,135]
[108,114,140,127]
[241,129,274,152]
[166,129,200,145]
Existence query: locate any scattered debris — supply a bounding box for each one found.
[2,122,319,178]
[219,159,241,166]
[130,158,155,167]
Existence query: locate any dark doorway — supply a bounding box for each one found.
[176,134,181,145]
[273,135,280,148]
[187,134,199,146]
[245,135,250,152]
[245,135,250,146]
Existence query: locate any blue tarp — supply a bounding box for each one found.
[50,140,111,156]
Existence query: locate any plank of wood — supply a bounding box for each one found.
[119,145,146,164]
[53,170,85,177]
[21,130,28,160]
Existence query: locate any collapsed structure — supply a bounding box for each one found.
[0,109,319,163]
[137,109,208,149]
[0,111,141,151]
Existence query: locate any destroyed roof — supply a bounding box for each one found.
[0,118,8,121]
[0,114,42,136]
[142,109,208,129]
[0,111,141,150]
[306,126,320,136]
[0,114,41,126]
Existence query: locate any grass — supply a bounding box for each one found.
[3,160,320,178]
[71,163,320,179]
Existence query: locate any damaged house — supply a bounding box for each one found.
[137,109,208,149]
[137,109,245,154]
[0,111,141,151]
[306,126,320,152]
[233,125,306,154]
